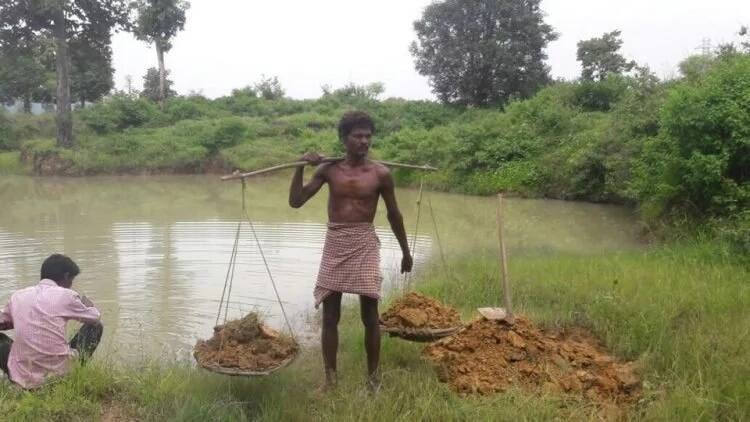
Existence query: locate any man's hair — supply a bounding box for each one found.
[40,254,80,283]
[337,111,375,140]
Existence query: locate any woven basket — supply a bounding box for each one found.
[195,348,299,377]
[380,324,462,342]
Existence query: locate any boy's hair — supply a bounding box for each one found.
[40,254,80,283]
[337,111,375,141]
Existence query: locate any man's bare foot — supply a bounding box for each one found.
[366,374,381,394]
[313,371,337,397]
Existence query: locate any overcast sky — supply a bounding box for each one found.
[111,0,749,100]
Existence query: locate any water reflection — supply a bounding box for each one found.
[0,175,641,360]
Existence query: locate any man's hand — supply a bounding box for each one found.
[401,254,413,274]
[300,151,324,166]
[80,295,95,308]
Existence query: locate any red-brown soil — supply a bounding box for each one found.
[194,313,298,371]
[380,292,462,329]
[423,316,640,404]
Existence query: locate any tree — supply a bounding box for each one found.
[141,67,176,101]
[321,82,384,100]
[410,0,558,107]
[0,1,131,147]
[576,30,636,81]
[134,0,190,106]
[0,38,53,113]
[254,75,285,100]
[678,55,714,81]
[741,26,749,52]
[70,32,115,107]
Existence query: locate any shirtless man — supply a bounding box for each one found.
[289,111,412,391]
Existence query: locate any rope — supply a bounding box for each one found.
[242,207,296,341]
[404,177,424,291]
[214,179,297,344]
[215,221,241,326]
[427,198,447,269]
[240,182,297,342]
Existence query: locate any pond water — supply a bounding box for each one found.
[0,175,643,360]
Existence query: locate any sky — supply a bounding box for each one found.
[111,0,750,100]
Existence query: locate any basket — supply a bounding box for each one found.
[380,324,462,342]
[195,348,299,377]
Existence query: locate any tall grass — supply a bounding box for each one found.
[0,152,30,175]
[0,240,746,420]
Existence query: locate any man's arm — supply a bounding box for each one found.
[0,302,13,331]
[289,152,328,208]
[60,292,101,325]
[379,168,413,273]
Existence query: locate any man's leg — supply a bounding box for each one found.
[321,293,342,388]
[0,333,12,377]
[359,295,381,390]
[69,321,103,364]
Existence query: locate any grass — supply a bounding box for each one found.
[0,151,31,175]
[0,240,748,421]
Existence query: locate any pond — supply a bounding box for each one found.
[0,174,643,360]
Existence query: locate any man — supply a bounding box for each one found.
[0,254,103,389]
[289,110,413,392]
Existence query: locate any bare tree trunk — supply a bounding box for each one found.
[23,95,32,114]
[53,5,73,148]
[156,40,166,108]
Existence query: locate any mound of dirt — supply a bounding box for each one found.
[194,313,298,371]
[423,316,640,404]
[380,292,462,329]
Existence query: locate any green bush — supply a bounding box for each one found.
[163,96,224,122]
[200,117,247,153]
[0,110,12,150]
[221,139,298,171]
[634,55,750,219]
[80,95,161,133]
[572,75,630,112]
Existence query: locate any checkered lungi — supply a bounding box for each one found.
[314,222,382,307]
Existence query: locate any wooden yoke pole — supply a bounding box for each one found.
[221,158,438,181]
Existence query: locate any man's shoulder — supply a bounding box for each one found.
[370,160,391,179]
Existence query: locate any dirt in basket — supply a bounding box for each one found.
[423,316,641,406]
[194,313,298,371]
[380,292,462,329]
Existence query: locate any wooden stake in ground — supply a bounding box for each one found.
[478,193,515,324]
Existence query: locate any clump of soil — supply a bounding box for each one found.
[423,316,640,404]
[380,292,461,329]
[194,313,298,371]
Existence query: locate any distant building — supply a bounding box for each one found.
[3,100,49,115]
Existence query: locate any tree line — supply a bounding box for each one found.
[1,0,748,151]
[0,0,189,147]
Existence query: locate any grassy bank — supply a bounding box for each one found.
[0,152,30,175]
[1,240,747,421]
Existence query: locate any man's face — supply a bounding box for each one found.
[343,127,372,159]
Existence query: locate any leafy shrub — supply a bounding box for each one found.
[0,110,12,150]
[634,56,750,219]
[221,139,298,171]
[164,96,222,122]
[201,117,247,153]
[80,95,161,133]
[572,75,630,112]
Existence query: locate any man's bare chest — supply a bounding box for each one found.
[327,169,381,200]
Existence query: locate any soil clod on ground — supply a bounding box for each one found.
[194,313,298,371]
[423,316,641,404]
[380,292,462,329]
